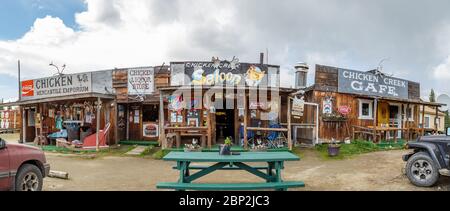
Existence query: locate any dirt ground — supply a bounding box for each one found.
[2,134,450,191]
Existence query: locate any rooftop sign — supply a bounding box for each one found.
[338,68,409,99]
[21,73,92,100]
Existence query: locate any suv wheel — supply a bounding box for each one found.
[15,164,43,191]
[406,152,440,187]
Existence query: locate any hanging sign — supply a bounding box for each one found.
[292,97,305,118]
[338,105,351,116]
[323,98,333,114]
[21,73,92,99]
[143,123,159,138]
[128,68,155,95]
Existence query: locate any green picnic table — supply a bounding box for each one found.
[156,152,305,191]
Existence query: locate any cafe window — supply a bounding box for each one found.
[358,99,373,120]
[143,105,159,122]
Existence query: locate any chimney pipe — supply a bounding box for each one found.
[260,53,264,65]
[295,62,309,89]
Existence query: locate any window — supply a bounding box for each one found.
[359,99,373,120]
[142,105,159,122]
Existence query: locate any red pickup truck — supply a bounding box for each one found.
[0,138,50,191]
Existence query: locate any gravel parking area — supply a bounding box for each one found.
[2,134,449,191]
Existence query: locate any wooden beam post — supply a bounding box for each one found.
[159,93,166,149]
[435,106,439,132]
[406,103,411,141]
[421,105,426,136]
[243,94,248,150]
[113,101,118,145]
[96,97,101,152]
[207,109,212,149]
[373,98,378,142]
[287,97,292,150]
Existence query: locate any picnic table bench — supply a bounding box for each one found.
[156,152,305,191]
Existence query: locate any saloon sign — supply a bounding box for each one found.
[184,57,270,87]
[21,73,92,99]
[338,68,409,99]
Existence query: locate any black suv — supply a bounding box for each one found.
[403,128,450,187]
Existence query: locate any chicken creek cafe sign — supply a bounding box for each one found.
[21,73,92,99]
[338,68,409,99]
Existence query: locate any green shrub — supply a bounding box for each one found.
[315,140,402,160]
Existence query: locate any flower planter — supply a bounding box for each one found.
[328,145,341,157]
[219,144,232,156]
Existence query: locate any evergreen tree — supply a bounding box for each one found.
[429,89,436,102]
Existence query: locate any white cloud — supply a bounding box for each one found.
[433,56,450,79]
[1,0,450,99]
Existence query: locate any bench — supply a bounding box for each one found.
[156,181,305,191]
[172,165,274,171]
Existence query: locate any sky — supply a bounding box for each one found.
[1,0,450,102]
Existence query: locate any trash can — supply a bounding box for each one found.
[66,124,80,142]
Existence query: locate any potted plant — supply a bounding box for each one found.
[328,139,341,157]
[219,137,233,156]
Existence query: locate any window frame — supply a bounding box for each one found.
[358,99,374,120]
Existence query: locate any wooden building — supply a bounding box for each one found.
[0,106,21,133]
[301,64,445,143]
[3,70,117,146]
[112,66,170,142]
[157,59,300,150]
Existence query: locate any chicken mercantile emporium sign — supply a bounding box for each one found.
[338,68,409,99]
[21,73,92,99]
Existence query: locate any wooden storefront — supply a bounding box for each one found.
[0,107,21,133]
[302,64,445,143]
[158,86,296,149]
[157,59,300,149]
[112,66,170,142]
[7,70,118,146]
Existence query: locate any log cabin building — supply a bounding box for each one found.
[158,58,299,149]
[3,70,117,146]
[300,64,445,143]
[112,66,170,142]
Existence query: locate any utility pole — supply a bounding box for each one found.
[18,60,21,101]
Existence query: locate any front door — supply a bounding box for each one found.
[0,144,10,190]
[117,104,127,141]
[389,104,402,138]
[215,109,235,144]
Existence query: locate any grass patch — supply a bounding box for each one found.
[40,144,136,158]
[316,140,405,160]
[152,148,172,160]
[119,140,159,146]
[290,147,305,158]
[139,146,161,157]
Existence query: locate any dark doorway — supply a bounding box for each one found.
[389,105,401,138]
[215,109,235,143]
